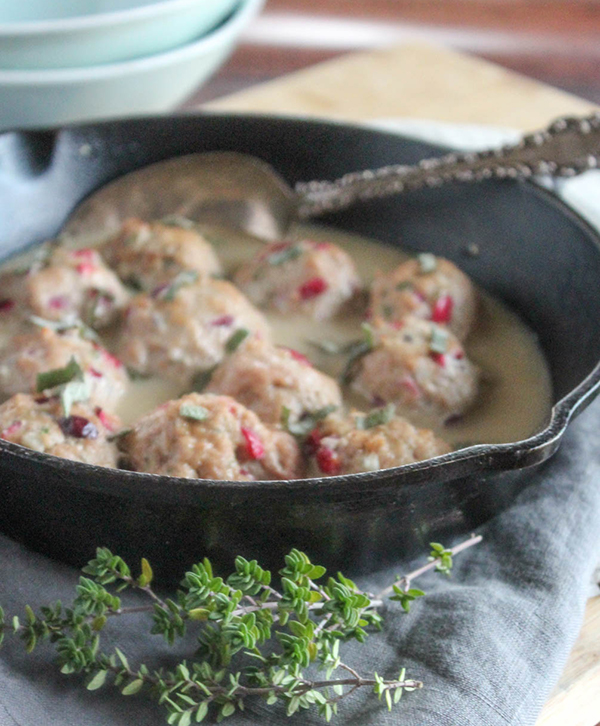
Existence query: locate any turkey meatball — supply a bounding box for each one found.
[121,393,302,480]
[0,393,121,467]
[0,324,128,411]
[116,278,271,385]
[308,406,450,476]
[206,335,342,426]
[234,239,360,319]
[370,254,477,340]
[349,317,479,427]
[0,246,129,329]
[101,217,222,292]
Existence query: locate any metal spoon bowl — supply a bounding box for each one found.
[63,111,600,241]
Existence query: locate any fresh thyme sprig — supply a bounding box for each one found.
[0,534,481,724]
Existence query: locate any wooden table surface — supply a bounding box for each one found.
[190,0,600,108]
[193,5,600,723]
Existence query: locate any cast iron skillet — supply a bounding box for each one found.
[1,114,600,583]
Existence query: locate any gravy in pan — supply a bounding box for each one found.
[1,223,553,448]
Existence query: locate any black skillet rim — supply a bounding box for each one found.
[1,113,600,497]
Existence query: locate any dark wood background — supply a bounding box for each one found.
[189,0,600,107]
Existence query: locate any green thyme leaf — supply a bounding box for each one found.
[429,325,449,354]
[307,338,361,356]
[107,428,132,442]
[281,404,337,437]
[225,328,249,354]
[60,379,92,417]
[191,366,217,392]
[161,270,199,301]
[417,253,437,274]
[267,244,302,266]
[179,404,210,422]
[36,356,84,392]
[161,215,198,230]
[395,280,413,292]
[356,404,396,430]
[87,670,108,691]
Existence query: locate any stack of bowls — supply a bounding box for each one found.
[0,0,264,129]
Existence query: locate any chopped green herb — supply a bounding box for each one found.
[179,404,210,422]
[160,215,197,230]
[107,428,133,442]
[60,380,91,417]
[340,327,376,386]
[124,275,143,292]
[395,280,414,292]
[29,315,99,343]
[267,245,302,266]
[126,367,150,381]
[191,366,218,392]
[36,357,84,392]
[307,338,361,356]
[225,327,250,354]
[160,270,199,301]
[417,253,437,274]
[281,404,337,437]
[382,305,394,319]
[356,404,396,430]
[361,322,375,348]
[429,325,449,354]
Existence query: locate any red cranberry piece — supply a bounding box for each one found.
[58,416,99,439]
[0,299,15,313]
[240,427,265,460]
[151,283,169,298]
[400,376,420,398]
[431,294,454,324]
[430,352,446,367]
[95,407,116,432]
[316,446,342,475]
[1,421,22,439]
[211,315,234,327]
[299,277,328,300]
[49,295,69,310]
[89,367,103,378]
[76,262,96,276]
[280,346,312,366]
[305,428,322,456]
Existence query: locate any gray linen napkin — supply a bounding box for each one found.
[1,122,600,725]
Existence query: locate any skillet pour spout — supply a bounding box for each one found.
[0,113,600,584]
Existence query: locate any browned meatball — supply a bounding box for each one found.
[0,393,121,467]
[0,324,128,411]
[349,317,479,427]
[234,239,361,319]
[370,254,477,340]
[101,217,222,292]
[116,278,271,385]
[308,407,451,476]
[121,393,302,480]
[0,246,129,329]
[206,335,342,426]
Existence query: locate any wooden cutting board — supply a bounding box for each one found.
[203,41,600,726]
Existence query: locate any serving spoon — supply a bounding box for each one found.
[63,112,600,241]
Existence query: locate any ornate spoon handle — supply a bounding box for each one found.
[296,113,600,218]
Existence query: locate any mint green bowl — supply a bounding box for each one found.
[0,0,263,130]
[0,0,240,70]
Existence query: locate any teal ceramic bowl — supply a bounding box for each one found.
[0,0,263,130]
[0,0,240,70]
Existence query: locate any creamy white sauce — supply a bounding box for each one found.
[1,222,553,447]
